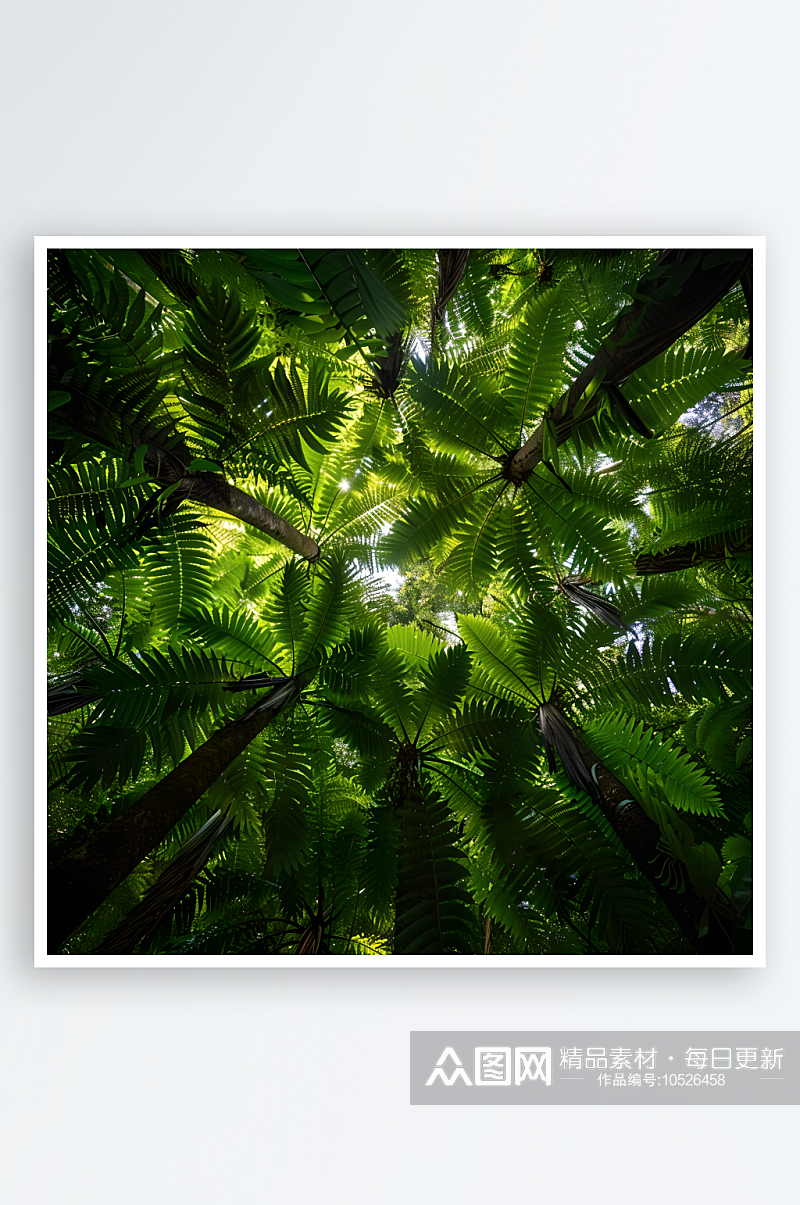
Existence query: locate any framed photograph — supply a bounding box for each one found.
[37,238,763,966]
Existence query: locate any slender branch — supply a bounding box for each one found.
[594,460,622,476]
[58,624,106,662]
[74,599,114,659]
[561,911,602,954]
[113,574,126,658]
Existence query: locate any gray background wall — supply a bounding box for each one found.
[3,3,796,1199]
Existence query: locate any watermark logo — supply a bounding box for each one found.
[474,1047,510,1086]
[412,1033,796,1105]
[425,1047,473,1087]
[515,1048,552,1085]
[426,1045,552,1088]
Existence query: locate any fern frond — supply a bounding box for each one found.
[406,357,513,461]
[583,712,724,816]
[623,345,746,436]
[394,791,475,954]
[410,644,472,743]
[502,286,574,442]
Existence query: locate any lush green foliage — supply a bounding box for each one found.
[47,246,754,956]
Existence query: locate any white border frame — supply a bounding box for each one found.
[35,235,765,968]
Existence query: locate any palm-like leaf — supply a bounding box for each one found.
[393,788,474,955]
[583,712,723,817]
[240,248,407,343]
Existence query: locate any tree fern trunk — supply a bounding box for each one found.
[142,447,321,559]
[635,527,753,574]
[48,687,300,950]
[573,743,734,955]
[430,249,470,347]
[181,472,321,560]
[93,810,232,954]
[508,250,751,483]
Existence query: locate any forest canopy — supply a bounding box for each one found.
[46,245,754,957]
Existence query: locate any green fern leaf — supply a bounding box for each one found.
[584,712,723,816]
[410,644,472,742]
[503,286,574,440]
[394,793,474,954]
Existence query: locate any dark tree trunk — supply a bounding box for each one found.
[635,527,753,574]
[508,250,752,483]
[573,742,735,955]
[142,446,321,560]
[48,685,300,951]
[430,249,470,347]
[93,810,232,954]
[181,472,321,560]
